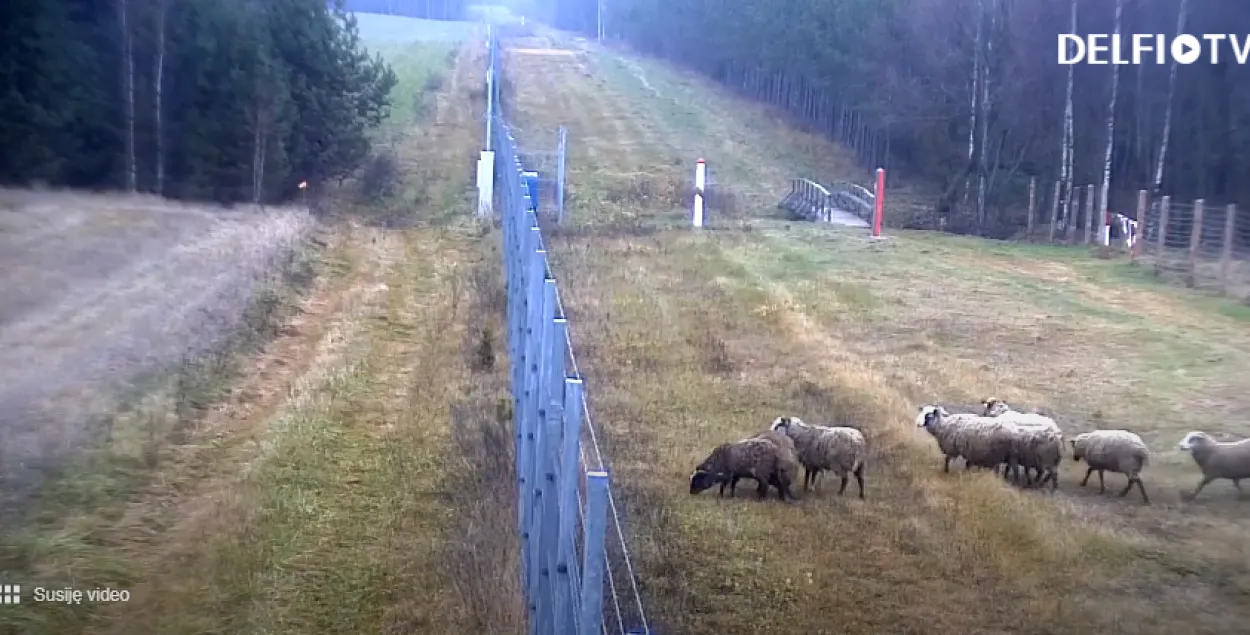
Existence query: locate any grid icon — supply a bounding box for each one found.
[1,585,19,604]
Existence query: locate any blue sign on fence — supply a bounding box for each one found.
[522,170,540,211]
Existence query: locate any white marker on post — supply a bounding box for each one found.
[692,158,706,228]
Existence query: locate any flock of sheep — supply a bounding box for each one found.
[688,398,1250,504]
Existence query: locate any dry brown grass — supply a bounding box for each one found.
[1,34,524,635]
[503,32,1250,635]
[0,189,314,512]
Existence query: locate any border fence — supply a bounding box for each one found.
[485,27,652,635]
[1017,178,1250,301]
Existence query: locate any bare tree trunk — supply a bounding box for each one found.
[153,0,167,195]
[1060,0,1077,233]
[120,0,136,192]
[963,0,983,213]
[975,0,994,234]
[1098,0,1123,247]
[1153,0,1187,196]
[1133,63,1144,183]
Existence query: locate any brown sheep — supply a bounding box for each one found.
[689,437,797,501]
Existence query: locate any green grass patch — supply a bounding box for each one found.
[353,13,477,44]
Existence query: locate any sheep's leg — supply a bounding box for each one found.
[771,474,792,501]
[1080,467,1095,487]
[1097,470,1106,494]
[853,463,865,500]
[729,476,741,498]
[838,473,849,495]
[943,456,952,472]
[1235,479,1244,498]
[1185,475,1215,501]
[1131,477,1151,504]
[756,478,770,500]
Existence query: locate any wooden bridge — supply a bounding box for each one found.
[778,178,873,227]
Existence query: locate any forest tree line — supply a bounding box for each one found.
[526,0,1250,236]
[0,0,397,204]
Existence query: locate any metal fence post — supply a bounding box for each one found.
[557,126,568,224]
[527,278,557,635]
[520,237,545,605]
[537,315,566,635]
[579,471,610,635]
[554,376,585,635]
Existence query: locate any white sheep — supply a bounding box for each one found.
[981,398,1060,431]
[1009,426,1064,490]
[1177,431,1250,501]
[981,398,1063,486]
[770,416,867,499]
[1070,430,1151,503]
[916,405,1016,479]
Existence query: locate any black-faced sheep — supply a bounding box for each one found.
[1177,430,1250,501]
[689,436,797,501]
[1070,430,1150,503]
[769,416,866,499]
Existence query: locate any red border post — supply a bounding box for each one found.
[872,168,885,238]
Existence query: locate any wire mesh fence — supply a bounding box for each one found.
[1135,197,1250,299]
[1015,176,1250,300]
[486,26,652,635]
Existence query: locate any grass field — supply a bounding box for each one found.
[0,191,313,515]
[353,12,478,43]
[0,17,527,635]
[502,31,1250,635]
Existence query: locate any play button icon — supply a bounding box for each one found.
[1172,34,1202,64]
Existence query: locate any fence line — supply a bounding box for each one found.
[485,27,652,635]
[1019,178,1250,300]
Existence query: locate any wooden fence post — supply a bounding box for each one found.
[1187,198,1204,287]
[1026,177,1036,239]
[1048,180,1060,243]
[1221,203,1237,294]
[1130,189,1147,261]
[1154,196,1170,277]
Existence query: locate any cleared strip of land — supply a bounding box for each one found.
[503,32,1250,635]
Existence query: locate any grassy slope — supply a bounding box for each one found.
[504,31,1250,635]
[2,22,524,635]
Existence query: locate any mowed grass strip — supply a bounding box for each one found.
[513,35,1250,635]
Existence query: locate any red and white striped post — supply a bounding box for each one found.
[872,168,885,238]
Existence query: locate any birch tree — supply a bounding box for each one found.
[1153,0,1188,196]
[119,0,136,192]
[975,0,994,233]
[1098,0,1124,246]
[963,0,982,213]
[1059,0,1076,238]
[153,0,167,194]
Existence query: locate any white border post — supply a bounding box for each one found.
[872,167,885,238]
[692,158,706,228]
[477,151,495,218]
